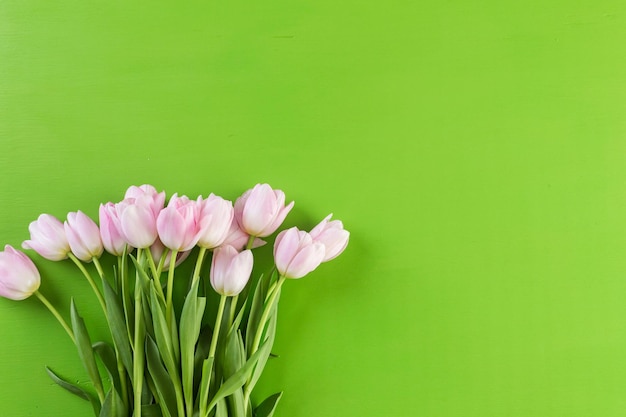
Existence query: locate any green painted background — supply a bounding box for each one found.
[1,0,626,416]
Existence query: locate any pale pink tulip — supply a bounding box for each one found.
[118,197,160,249]
[196,194,234,249]
[99,203,128,256]
[273,227,325,279]
[149,238,191,271]
[124,184,166,217]
[221,217,265,251]
[22,214,70,261]
[210,245,253,296]
[0,245,40,300]
[234,184,294,237]
[309,214,350,262]
[156,194,201,251]
[64,211,103,262]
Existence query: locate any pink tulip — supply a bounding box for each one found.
[99,203,128,256]
[309,214,350,262]
[221,217,266,251]
[156,194,201,251]
[210,245,253,296]
[0,245,41,300]
[64,211,103,262]
[196,194,234,249]
[117,197,160,249]
[273,227,325,279]
[22,214,70,261]
[124,184,166,216]
[149,238,191,271]
[234,184,294,237]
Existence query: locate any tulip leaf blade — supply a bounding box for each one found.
[254,392,283,417]
[145,335,177,417]
[206,338,272,414]
[45,366,101,416]
[99,387,127,417]
[179,279,205,416]
[245,272,272,356]
[101,278,133,379]
[70,298,105,403]
[247,289,280,393]
[141,404,164,417]
[92,341,121,395]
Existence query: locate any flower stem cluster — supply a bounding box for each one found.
[0,183,349,417]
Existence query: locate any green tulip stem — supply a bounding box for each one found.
[156,249,169,278]
[191,246,207,288]
[132,248,144,417]
[243,274,287,411]
[165,250,178,328]
[145,249,159,280]
[34,291,75,344]
[68,253,107,315]
[250,275,286,356]
[209,294,227,359]
[92,256,105,281]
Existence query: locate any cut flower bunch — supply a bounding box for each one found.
[0,183,349,417]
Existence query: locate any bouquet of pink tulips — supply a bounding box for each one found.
[0,183,349,417]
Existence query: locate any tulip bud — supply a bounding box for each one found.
[196,194,234,249]
[22,214,71,261]
[210,245,253,296]
[221,217,266,251]
[156,194,201,251]
[309,214,350,262]
[273,227,325,279]
[99,203,128,256]
[0,245,41,300]
[64,211,104,262]
[234,183,294,237]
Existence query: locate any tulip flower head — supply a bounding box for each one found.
[0,245,41,300]
[210,245,254,296]
[196,194,234,249]
[156,194,202,251]
[64,211,104,262]
[116,184,165,249]
[99,202,128,256]
[309,214,350,262]
[273,227,325,279]
[22,214,71,261]
[234,183,294,237]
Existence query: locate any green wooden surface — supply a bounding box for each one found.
[1,0,626,416]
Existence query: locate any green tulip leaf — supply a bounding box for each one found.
[254,392,283,417]
[70,298,105,403]
[45,366,101,416]
[92,341,121,394]
[180,279,206,416]
[102,278,133,379]
[198,356,214,417]
[99,388,127,417]
[215,398,228,417]
[149,284,181,384]
[141,404,164,417]
[145,336,177,417]
[247,290,280,393]
[227,388,246,417]
[206,338,272,414]
[223,329,245,379]
[245,273,271,356]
